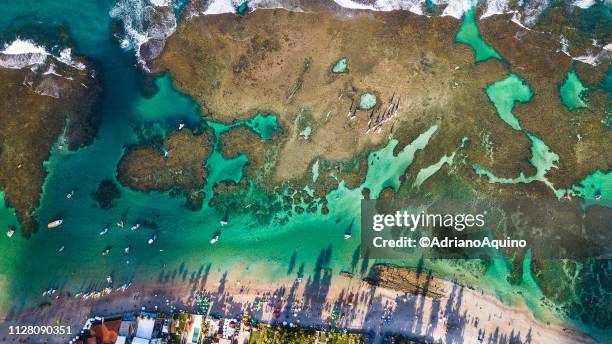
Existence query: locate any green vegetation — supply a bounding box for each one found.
[249,325,365,344]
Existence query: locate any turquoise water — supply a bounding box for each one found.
[331,57,348,73]
[0,1,609,340]
[0,193,18,233]
[560,70,588,110]
[358,93,377,110]
[475,73,562,192]
[570,170,612,200]
[455,6,502,63]
[236,1,249,15]
[485,74,533,131]
[134,73,202,127]
[412,137,467,189]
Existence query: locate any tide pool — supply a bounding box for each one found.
[485,74,533,131]
[560,70,588,110]
[331,57,348,73]
[455,6,502,63]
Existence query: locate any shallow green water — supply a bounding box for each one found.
[331,57,348,73]
[359,93,377,110]
[485,74,533,131]
[412,137,467,189]
[475,73,562,192]
[560,70,588,110]
[455,6,502,63]
[0,1,609,340]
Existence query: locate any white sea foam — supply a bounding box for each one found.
[559,35,571,56]
[1,39,48,55]
[0,39,48,69]
[203,0,238,14]
[201,0,302,15]
[0,39,89,70]
[150,0,173,6]
[58,48,87,70]
[110,0,177,69]
[440,0,472,19]
[572,0,595,9]
[572,44,612,66]
[112,0,607,68]
[481,0,511,19]
[573,54,598,65]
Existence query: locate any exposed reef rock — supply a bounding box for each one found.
[0,45,100,235]
[364,264,445,300]
[153,7,609,197]
[117,129,213,192]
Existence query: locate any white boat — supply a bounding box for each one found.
[124,246,130,254]
[102,248,110,256]
[58,245,65,252]
[99,227,109,235]
[178,123,185,130]
[117,220,124,228]
[210,234,219,245]
[344,220,353,240]
[220,211,229,226]
[148,235,157,244]
[106,275,113,284]
[6,227,15,238]
[66,190,74,199]
[131,223,140,231]
[48,219,63,229]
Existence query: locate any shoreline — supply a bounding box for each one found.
[0,268,595,344]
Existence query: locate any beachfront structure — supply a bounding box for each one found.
[184,314,203,343]
[70,316,123,344]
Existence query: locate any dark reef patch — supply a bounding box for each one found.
[93,179,121,209]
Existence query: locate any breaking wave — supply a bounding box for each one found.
[0,39,87,70]
[110,0,610,68]
[109,0,178,69]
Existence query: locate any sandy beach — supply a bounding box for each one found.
[0,267,595,344]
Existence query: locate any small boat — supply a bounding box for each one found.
[117,220,124,228]
[124,246,130,254]
[178,123,185,130]
[344,220,353,240]
[595,191,602,201]
[220,211,229,226]
[48,219,63,229]
[131,223,140,231]
[562,192,572,201]
[66,190,74,199]
[99,227,109,236]
[102,248,110,256]
[148,235,157,245]
[58,245,65,252]
[210,230,220,245]
[106,275,113,284]
[6,227,15,238]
